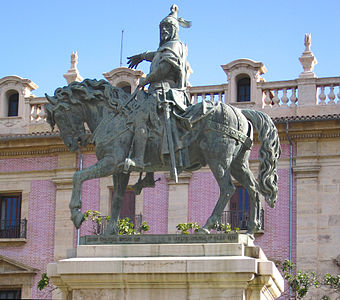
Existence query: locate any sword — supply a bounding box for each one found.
[123,85,142,110]
[162,84,178,183]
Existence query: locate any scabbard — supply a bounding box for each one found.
[163,94,178,183]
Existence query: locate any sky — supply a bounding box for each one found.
[1,0,340,97]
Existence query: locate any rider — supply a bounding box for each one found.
[126,4,192,170]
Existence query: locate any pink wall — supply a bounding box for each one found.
[188,172,219,226]
[0,180,56,299]
[0,156,58,298]
[0,156,57,172]
[143,174,169,234]
[78,154,100,239]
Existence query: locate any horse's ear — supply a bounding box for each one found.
[45,93,56,105]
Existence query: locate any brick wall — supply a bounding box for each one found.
[77,154,100,242]
[143,174,169,234]
[0,156,58,298]
[0,156,57,172]
[0,180,56,299]
[188,171,219,226]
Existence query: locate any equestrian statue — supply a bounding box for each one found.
[45,4,281,236]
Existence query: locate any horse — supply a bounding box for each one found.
[46,79,281,236]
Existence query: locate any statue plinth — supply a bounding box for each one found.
[79,233,253,245]
[47,235,284,299]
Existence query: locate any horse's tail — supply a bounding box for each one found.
[241,109,281,208]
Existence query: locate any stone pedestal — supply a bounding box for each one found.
[47,235,284,300]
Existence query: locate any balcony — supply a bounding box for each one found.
[0,219,27,239]
[220,209,264,231]
[96,214,143,235]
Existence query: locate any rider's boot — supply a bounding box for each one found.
[128,125,147,170]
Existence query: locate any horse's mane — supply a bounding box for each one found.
[46,79,129,129]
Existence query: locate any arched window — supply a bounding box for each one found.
[237,77,250,102]
[7,90,19,117]
[117,82,132,94]
[121,85,131,94]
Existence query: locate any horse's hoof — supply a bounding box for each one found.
[71,210,84,229]
[197,227,210,234]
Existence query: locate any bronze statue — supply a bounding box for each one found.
[45,5,281,237]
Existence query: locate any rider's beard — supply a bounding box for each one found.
[160,33,171,45]
[159,30,177,46]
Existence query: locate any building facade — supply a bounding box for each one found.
[0,38,339,299]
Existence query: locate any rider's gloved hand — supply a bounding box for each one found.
[127,53,144,69]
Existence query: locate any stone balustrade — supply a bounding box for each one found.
[316,77,340,105]
[258,80,298,107]
[188,84,227,104]
[29,97,48,123]
[257,77,340,109]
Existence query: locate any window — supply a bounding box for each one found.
[229,187,250,229]
[6,91,19,117]
[0,194,23,238]
[121,85,131,94]
[117,82,132,94]
[237,77,250,102]
[0,289,21,299]
[120,190,136,220]
[221,187,264,231]
[97,189,140,235]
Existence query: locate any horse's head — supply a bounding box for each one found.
[46,93,88,152]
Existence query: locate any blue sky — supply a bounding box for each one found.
[1,0,340,97]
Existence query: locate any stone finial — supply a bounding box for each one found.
[70,51,78,70]
[299,33,317,78]
[304,33,311,52]
[64,51,83,84]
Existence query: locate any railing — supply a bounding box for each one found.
[220,209,264,231]
[29,97,48,123]
[0,219,27,238]
[96,213,143,235]
[188,84,227,104]
[259,77,340,108]
[316,77,340,105]
[258,80,298,107]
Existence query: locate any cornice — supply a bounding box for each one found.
[0,144,95,158]
[277,130,340,142]
[273,114,340,124]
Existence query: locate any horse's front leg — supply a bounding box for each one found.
[104,173,130,236]
[69,156,117,229]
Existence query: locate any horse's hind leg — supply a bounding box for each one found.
[202,159,235,232]
[231,153,261,235]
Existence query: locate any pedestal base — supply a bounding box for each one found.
[48,236,284,300]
